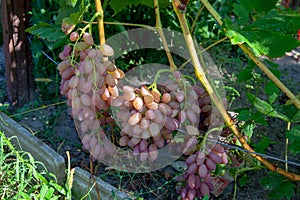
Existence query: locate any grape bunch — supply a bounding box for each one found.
[57,31,124,159]
[112,71,201,162]
[176,144,228,200]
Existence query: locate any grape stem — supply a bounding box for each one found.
[190,5,205,34]
[182,74,196,85]
[154,0,177,70]
[149,69,173,92]
[173,0,300,181]
[94,0,105,44]
[285,122,291,171]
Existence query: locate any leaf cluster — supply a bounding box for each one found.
[225,0,300,58]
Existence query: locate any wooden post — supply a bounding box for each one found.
[1,0,34,107]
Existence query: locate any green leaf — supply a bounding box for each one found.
[269,181,295,200]
[233,3,249,25]
[291,110,300,123]
[20,192,31,200]
[66,0,78,7]
[264,81,279,96]
[237,110,250,121]
[248,93,290,122]
[286,125,300,155]
[44,36,68,50]
[260,172,283,188]
[237,66,253,82]
[237,0,277,14]
[254,135,270,153]
[225,9,300,57]
[56,0,80,24]
[234,29,299,57]
[289,142,300,155]
[50,181,66,195]
[202,195,209,200]
[40,184,49,199]
[45,187,55,199]
[243,123,255,140]
[239,174,249,187]
[109,0,170,14]
[276,104,300,123]
[63,11,83,25]
[268,93,278,105]
[25,22,65,42]
[248,9,300,34]
[261,172,295,199]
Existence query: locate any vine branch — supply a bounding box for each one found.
[154,0,176,70]
[172,0,300,181]
[94,0,105,44]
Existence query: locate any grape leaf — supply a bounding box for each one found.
[252,111,268,125]
[237,66,253,82]
[254,135,270,153]
[56,0,80,24]
[108,0,170,14]
[226,28,300,58]
[247,93,290,122]
[233,3,249,25]
[264,80,279,104]
[260,172,295,200]
[269,181,295,200]
[237,110,250,121]
[276,104,300,123]
[62,3,89,26]
[239,174,249,187]
[286,125,300,155]
[25,22,65,42]
[237,0,277,14]
[248,9,300,34]
[225,9,300,58]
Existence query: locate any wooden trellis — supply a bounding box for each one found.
[1,0,34,107]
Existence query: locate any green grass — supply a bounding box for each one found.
[0,131,68,200]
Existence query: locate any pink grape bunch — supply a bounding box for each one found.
[176,144,228,200]
[57,31,125,159]
[112,71,201,162]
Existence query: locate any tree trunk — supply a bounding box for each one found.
[1,0,34,107]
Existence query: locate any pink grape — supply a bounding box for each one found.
[209,152,223,164]
[148,144,158,162]
[70,31,79,41]
[128,112,142,126]
[83,32,94,46]
[187,163,198,174]
[187,174,196,189]
[205,158,216,171]
[186,154,197,165]
[200,182,210,196]
[139,139,148,152]
[198,164,208,178]
[133,145,140,156]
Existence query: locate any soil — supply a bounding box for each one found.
[0,44,300,200]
